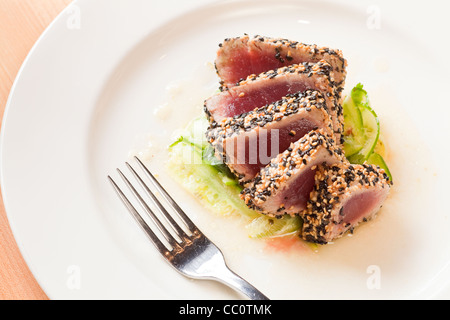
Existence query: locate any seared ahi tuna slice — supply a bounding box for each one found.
[301,163,392,244]
[216,34,347,90]
[205,61,343,142]
[240,129,345,216]
[206,90,333,183]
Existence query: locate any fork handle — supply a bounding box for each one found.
[214,266,270,300]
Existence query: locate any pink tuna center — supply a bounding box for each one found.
[245,51,285,81]
[224,81,308,118]
[342,191,382,225]
[225,50,254,84]
[231,118,318,178]
[225,46,309,85]
[279,168,317,212]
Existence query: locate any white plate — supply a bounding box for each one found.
[2,0,450,300]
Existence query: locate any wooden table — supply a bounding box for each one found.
[0,0,72,300]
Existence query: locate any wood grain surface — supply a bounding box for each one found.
[0,0,72,300]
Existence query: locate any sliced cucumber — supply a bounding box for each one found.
[351,83,369,105]
[170,117,237,180]
[201,143,221,165]
[367,152,393,182]
[245,215,302,239]
[343,83,381,164]
[343,134,364,157]
[343,85,393,182]
[347,153,365,164]
[170,116,210,150]
[342,92,365,157]
[347,105,380,164]
[344,89,364,126]
[186,116,210,149]
[359,105,380,158]
[168,141,260,220]
[168,115,304,238]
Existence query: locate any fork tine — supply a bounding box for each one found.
[115,168,180,250]
[125,162,189,240]
[134,156,199,234]
[107,176,169,254]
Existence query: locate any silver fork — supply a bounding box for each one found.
[108,156,269,300]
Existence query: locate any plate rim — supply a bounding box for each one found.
[2,0,450,300]
[0,1,80,297]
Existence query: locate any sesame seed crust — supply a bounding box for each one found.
[206,90,331,142]
[239,128,345,217]
[301,163,393,244]
[239,60,344,141]
[217,34,347,90]
[206,60,344,143]
[250,34,347,84]
[209,34,393,245]
[231,60,334,88]
[205,90,334,183]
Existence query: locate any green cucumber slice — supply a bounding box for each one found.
[351,83,369,105]
[169,116,209,150]
[342,92,365,157]
[343,134,364,157]
[343,83,381,163]
[359,104,380,158]
[347,105,380,163]
[168,141,260,220]
[367,152,393,182]
[245,215,302,239]
[168,115,304,239]
[185,116,210,149]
